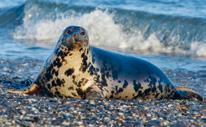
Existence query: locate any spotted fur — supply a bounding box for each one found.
[8,26,203,101]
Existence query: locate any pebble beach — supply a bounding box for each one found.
[0,57,205,127]
[0,87,205,126]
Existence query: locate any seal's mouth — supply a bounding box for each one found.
[61,35,88,48]
[74,33,89,43]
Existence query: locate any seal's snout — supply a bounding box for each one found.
[63,26,89,46]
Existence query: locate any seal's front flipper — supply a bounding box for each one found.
[8,84,40,95]
[174,87,203,101]
[85,86,103,99]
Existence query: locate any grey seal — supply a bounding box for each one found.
[8,26,203,101]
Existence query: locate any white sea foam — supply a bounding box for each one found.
[190,42,206,57]
[13,9,206,57]
[0,0,24,8]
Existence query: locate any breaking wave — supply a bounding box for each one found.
[1,0,206,57]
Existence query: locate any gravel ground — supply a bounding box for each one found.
[0,86,205,127]
[0,57,205,126]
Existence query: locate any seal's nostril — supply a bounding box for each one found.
[80,31,85,36]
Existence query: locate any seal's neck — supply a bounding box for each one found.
[56,44,92,72]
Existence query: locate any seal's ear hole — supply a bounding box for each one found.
[80,31,85,36]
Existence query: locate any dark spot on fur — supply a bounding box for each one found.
[118,80,121,83]
[88,65,96,75]
[68,87,74,90]
[133,80,141,92]
[47,83,51,89]
[137,91,143,97]
[96,75,100,82]
[115,86,118,91]
[56,79,62,86]
[51,69,58,76]
[82,78,89,86]
[53,57,62,68]
[65,68,74,76]
[144,88,151,95]
[159,84,163,92]
[96,68,99,72]
[104,88,109,93]
[151,86,156,92]
[50,78,64,87]
[45,64,54,81]
[80,53,88,72]
[54,90,62,97]
[117,88,124,93]
[71,92,77,97]
[123,80,128,88]
[57,48,70,59]
[148,76,158,91]
[57,78,65,86]
[72,75,78,85]
[62,79,65,83]
[79,48,83,51]
[77,78,88,87]
[51,80,55,86]
[106,72,110,78]
[167,87,172,93]
[86,49,89,54]
[76,88,86,99]
[101,73,107,86]
[155,93,159,98]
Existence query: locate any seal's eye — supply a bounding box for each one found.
[80,31,85,36]
[67,29,72,34]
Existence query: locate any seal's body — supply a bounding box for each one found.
[8,26,203,101]
[89,47,175,100]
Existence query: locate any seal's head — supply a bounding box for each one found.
[61,26,89,48]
